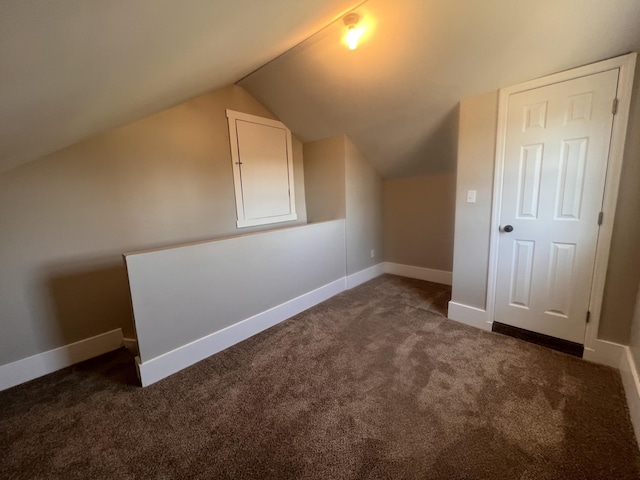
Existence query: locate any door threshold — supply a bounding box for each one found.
[492,322,584,358]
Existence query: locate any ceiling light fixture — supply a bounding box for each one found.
[343,13,362,50]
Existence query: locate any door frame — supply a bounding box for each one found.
[486,53,637,355]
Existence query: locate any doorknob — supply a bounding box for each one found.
[503,225,514,233]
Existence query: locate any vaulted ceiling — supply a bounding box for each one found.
[241,0,640,177]
[0,0,359,173]
[1,1,640,177]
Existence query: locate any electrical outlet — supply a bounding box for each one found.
[370,249,375,258]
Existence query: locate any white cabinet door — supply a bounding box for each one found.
[227,110,297,228]
[494,69,618,343]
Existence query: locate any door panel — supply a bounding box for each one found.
[494,69,618,343]
[545,242,576,317]
[236,120,292,220]
[555,137,588,220]
[509,240,535,308]
[516,144,543,219]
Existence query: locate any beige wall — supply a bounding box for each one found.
[303,135,383,276]
[631,285,640,370]
[0,85,307,366]
[383,175,456,272]
[599,60,640,343]
[451,63,640,344]
[303,136,346,223]
[127,220,346,365]
[450,91,498,308]
[345,137,384,275]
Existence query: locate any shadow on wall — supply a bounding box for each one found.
[46,261,135,346]
[394,105,460,177]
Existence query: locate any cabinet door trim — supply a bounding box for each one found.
[226,109,297,228]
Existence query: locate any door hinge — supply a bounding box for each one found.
[586,311,591,324]
[598,211,604,226]
[612,98,618,115]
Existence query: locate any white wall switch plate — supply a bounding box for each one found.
[466,190,477,203]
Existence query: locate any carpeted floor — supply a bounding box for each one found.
[1,274,639,479]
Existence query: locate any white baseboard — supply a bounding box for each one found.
[0,328,124,391]
[347,263,384,289]
[563,339,640,444]
[383,262,452,285]
[136,277,347,387]
[447,301,492,331]
[583,339,625,369]
[620,346,640,446]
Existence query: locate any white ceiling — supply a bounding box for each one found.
[0,0,360,173]
[240,0,640,178]
[2,1,639,178]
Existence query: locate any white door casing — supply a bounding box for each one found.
[486,53,637,351]
[494,70,617,343]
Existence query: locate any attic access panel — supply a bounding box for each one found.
[226,110,297,228]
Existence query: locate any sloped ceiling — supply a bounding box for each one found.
[0,0,360,173]
[240,0,640,178]
[2,1,639,178]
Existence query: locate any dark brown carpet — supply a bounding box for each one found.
[1,274,639,479]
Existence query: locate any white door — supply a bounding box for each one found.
[494,69,618,344]
[235,120,292,220]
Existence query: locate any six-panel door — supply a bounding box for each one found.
[494,69,618,343]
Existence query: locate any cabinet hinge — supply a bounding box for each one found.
[612,98,618,115]
[586,311,591,324]
[598,211,604,226]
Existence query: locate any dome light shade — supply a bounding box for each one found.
[343,13,361,50]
